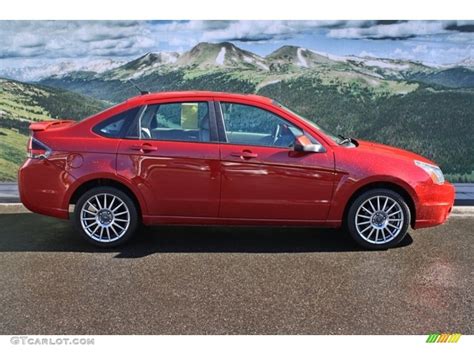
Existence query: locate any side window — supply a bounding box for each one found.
[220,102,303,148]
[139,102,210,142]
[93,107,140,138]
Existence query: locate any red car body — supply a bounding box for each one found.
[18,91,455,246]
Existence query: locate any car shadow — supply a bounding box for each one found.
[0,213,413,258]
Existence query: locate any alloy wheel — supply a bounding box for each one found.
[354,195,404,245]
[80,193,130,243]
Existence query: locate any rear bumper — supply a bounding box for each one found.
[18,158,74,219]
[413,181,455,229]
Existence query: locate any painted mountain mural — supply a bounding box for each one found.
[1,41,474,181]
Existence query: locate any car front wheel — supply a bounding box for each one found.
[347,188,411,250]
[73,186,138,247]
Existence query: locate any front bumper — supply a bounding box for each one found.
[413,181,455,229]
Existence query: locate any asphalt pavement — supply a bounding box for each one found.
[0,183,18,203]
[0,213,471,335]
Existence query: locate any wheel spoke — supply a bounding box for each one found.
[84,219,98,226]
[367,227,375,240]
[108,196,116,210]
[382,198,388,211]
[385,228,394,238]
[91,224,100,236]
[110,224,119,237]
[114,211,128,216]
[106,227,111,240]
[385,202,396,213]
[95,196,102,210]
[368,199,376,212]
[388,222,401,230]
[112,202,124,212]
[112,222,126,230]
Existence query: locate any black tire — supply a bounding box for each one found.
[346,188,411,250]
[73,186,138,247]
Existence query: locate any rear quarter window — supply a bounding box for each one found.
[93,107,140,138]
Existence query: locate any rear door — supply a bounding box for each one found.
[116,99,221,218]
[216,100,335,221]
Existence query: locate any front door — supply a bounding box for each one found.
[217,101,334,221]
[117,100,221,218]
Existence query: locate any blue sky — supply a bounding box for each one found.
[0,20,473,71]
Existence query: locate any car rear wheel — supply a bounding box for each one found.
[73,186,138,247]
[347,188,411,250]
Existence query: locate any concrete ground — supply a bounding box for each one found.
[0,213,471,335]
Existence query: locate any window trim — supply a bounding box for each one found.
[214,101,318,149]
[124,100,219,144]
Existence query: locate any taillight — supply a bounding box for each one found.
[27,137,52,159]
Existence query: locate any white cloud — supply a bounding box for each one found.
[328,20,474,41]
[328,21,447,40]
[412,45,428,54]
[0,21,157,59]
[359,50,376,57]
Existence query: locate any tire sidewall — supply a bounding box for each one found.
[73,186,138,247]
[347,188,411,250]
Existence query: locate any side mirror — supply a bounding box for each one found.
[293,135,325,153]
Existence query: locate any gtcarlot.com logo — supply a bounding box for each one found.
[10,336,95,346]
[426,333,462,343]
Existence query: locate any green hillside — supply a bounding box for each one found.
[0,127,28,181]
[0,78,109,181]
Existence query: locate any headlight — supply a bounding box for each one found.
[414,160,445,184]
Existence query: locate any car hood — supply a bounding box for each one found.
[356,139,435,165]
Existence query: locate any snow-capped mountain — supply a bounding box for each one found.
[264,45,432,80]
[266,46,341,69]
[3,42,472,84]
[104,52,179,79]
[457,57,474,69]
[176,42,269,70]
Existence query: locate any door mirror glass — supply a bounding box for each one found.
[293,135,325,153]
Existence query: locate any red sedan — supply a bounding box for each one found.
[18,91,455,249]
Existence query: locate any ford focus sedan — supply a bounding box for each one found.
[18,91,455,249]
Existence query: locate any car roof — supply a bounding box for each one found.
[125,91,274,105]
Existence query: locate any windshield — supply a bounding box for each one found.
[273,101,344,144]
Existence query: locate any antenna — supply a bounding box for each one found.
[127,79,150,95]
